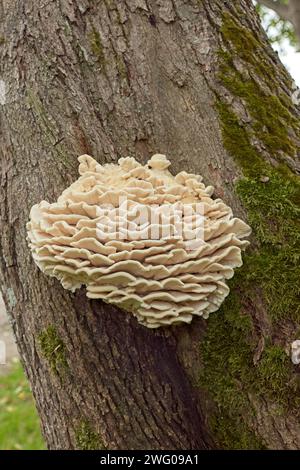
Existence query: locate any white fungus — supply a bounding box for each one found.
[27,154,251,328]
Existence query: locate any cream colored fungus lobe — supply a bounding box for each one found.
[27,154,251,328]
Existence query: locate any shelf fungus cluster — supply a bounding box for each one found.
[27,154,251,328]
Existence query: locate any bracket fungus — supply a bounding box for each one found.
[27,154,251,328]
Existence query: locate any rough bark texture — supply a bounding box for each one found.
[0,0,299,450]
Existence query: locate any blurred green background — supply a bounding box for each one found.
[0,361,45,450]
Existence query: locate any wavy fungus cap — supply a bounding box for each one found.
[27,154,251,328]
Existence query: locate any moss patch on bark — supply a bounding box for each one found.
[199,12,300,449]
[38,325,67,375]
[89,28,106,68]
[219,14,299,162]
[75,421,104,450]
[217,100,300,324]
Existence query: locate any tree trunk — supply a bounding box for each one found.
[0,0,299,450]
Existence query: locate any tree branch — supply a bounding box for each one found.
[257,0,291,22]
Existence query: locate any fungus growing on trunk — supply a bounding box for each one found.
[27,154,251,328]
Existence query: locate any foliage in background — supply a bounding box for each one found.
[256,2,298,52]
[0,362,45,450]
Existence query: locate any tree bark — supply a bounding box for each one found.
[0,0,299,450]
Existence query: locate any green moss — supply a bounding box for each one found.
[199,289,265,449]
[75,421,104,450]
[221,15,259,59]
[219,14,299,160]
[237,176,300,322]
[0,36,5,46]
[219,65,297,158]
[216,100,264,176]
[211,416,265,450]
[89,28,106,67]
[221,13,292,86]
[38,326,67,375]
[256,344,292,400]
[217,101,300,323]
[200,269,299,447]
[199,11,300,449]
[201,297,299,393]
[216,17,300,324]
